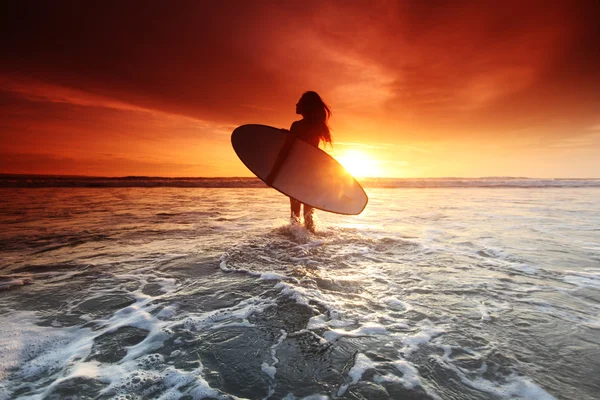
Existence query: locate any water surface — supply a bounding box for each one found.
[1,187,599,399]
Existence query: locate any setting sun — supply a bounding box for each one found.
[334,149,381,178]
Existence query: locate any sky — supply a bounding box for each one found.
[1,1,599,178]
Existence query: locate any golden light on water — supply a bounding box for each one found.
[334,149,382,178]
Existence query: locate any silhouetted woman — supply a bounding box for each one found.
[287,91,332,232]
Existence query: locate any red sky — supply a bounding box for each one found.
[2,1,599,177]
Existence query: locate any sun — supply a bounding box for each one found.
[334,149,381,178]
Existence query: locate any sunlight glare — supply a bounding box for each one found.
[335,149,381,178]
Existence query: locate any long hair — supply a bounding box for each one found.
[301,91,332,145]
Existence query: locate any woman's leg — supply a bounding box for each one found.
[303,205,315,232]
[290,198,301,221]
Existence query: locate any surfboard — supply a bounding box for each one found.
[231,124,368,215]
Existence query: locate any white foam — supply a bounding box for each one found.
[400,326,445,355]
[477,303,491,321]
[348,353,375,383]
[18,326,92,382]
[274,220,313,243]
[337,353,376,396]
[384,297,413,312]
[275,281,310,305]
[68,361,101,378]
[391,359,422,389]
[182,296,270,332]
[105,301,157,333]
[99,362,220,400]
[324,322,388,342]
[113,330,168,365]
[0,275,248,398]
[259,272,288,281]
[262,329,287,382]
[153,277,178,293]
[306,313,355,331]
[219,253,233,272]
[306,314,327,330]
[287,329,328,345]
[261,362,277,379]
[373,373,403,384]
[462,374,557,400]
[329,319,355,328]
[433,346,557,400]
[373,359,425,392]
[157,304,178,319]
[0,311,86,381]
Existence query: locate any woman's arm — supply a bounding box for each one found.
[265,123,298,186]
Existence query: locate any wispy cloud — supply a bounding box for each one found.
[0,151,217,177]
[585,124,600,132]
[1,76,147,113]
[546,133,600,150]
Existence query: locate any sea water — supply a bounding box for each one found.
[0,180,599,399]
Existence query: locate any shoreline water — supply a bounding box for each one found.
[1,187,599,399]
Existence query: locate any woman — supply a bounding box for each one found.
[287,91,332,232]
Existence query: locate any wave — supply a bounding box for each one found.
[2,175,600,188]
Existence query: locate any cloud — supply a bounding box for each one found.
[1,1,599,176]
[586,124,600,132]
[545,133,600,150]
[0,152,217,177]
[309,1,600,134]
[2,2,302,125]
[0,88,238,176]
[3,1,598,133]
[0,77,147,113]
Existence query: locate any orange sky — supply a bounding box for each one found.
[1,1,599,178]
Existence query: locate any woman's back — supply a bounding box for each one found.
[290,119,324,147]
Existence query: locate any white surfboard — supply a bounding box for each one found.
[231,124,368,215]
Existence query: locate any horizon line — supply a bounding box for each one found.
[1,173,599,180]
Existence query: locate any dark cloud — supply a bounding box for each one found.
[309,1,600,134]
[2,1,304,123]
[4,1,597,130]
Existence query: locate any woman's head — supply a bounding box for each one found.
[296,91,332,144]
[296,91,331,120]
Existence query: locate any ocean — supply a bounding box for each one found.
[1,178,599,399]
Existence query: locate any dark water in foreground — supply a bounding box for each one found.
[1,187,599,399]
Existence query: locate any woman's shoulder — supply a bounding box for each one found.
[290,119,305,130]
